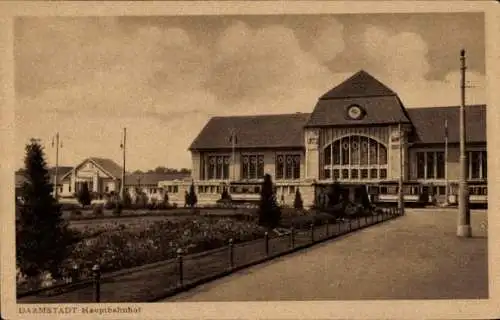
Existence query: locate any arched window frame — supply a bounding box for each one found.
[322,134,388,181]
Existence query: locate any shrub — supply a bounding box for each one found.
[220,186,232,201]
[112,203,123,216]
[122,192,132,209]
[104,201,116,210]
[71,210,82,219]
[77,182,92,208]
[93,205,104,217]
[163,193,170,208]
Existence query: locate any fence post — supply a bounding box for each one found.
[349,218,352,232]
[290,226,295,248]
[365,214,368,225]
[338,219,341,234]
[228,238,234,270]
[92,264,101,303]
[265,232,269,256]
[310,223,315,243]
[71,263,79,283]
[326,220,329,237]
[357,216,361,229]
[177,248,184,287]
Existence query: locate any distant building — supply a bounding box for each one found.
[124,172,190,205]
[167,70,487,207]
[58,157,123,197]
[15,157,190,206]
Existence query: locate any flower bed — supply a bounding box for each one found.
[17,215,270,292]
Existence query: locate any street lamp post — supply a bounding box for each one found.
[52,132,62,200]
[398,121,405,215]
[120,128,127,201]
[457,49,471,238]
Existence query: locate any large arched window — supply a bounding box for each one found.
[323,135,388,181]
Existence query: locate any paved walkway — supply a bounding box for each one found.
[167,208,488,301]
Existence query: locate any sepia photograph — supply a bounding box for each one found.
[1,1,499,319]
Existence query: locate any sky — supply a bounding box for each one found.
[14,13,486,171]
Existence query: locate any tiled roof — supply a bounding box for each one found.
[125,172,190,186]
[60,157,123,180]
[189,113,311,150]
[305,95,411,127]
[320,70,397,99]
[89,157,123,179]
[407,105,486,144]
[306,70,410,127]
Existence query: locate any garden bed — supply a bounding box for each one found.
[17,214,274,294]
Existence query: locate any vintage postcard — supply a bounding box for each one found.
[1,1,499,319]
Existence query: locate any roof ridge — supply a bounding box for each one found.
[319,93,397,101]
[406,104,486,110]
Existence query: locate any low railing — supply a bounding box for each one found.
[17,207,402,303]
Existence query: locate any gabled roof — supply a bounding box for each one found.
[320,70,397,99]
[124,172,191,186]
[60,157,123,180]
[306,70,410,127]
[407,105,486,144]
[189,113,311,150]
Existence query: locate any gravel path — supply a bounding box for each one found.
[167,208,488,301]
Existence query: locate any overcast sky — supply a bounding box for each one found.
[14,13,486,171]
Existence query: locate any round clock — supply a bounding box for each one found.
[347,105,364,120]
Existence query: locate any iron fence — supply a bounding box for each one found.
[17,207,402,302]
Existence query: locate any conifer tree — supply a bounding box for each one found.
[294,188,304,210]
[258,174,281,228]
[16,139,79,279]
[188,183,197,208]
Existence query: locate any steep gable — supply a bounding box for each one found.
[60,157,123,180]
[320,70,397,99]
[307,70,410,127]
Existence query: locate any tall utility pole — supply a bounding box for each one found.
[52,132,62,200]
[230,128,237,181]
[398,121,405,215]
[457,49,471,237]
[120,128,127,201]
[444,119,449,205]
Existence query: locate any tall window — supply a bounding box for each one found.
[276,154,301,180]
[207,155,230,180]
[323,135,387,180]
[241,155,264,179]
[467,150,487,180]
[415,151,445,179]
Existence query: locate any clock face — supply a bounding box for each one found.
[347,105,364,120]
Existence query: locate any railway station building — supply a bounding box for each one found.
[166,70,488,207]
